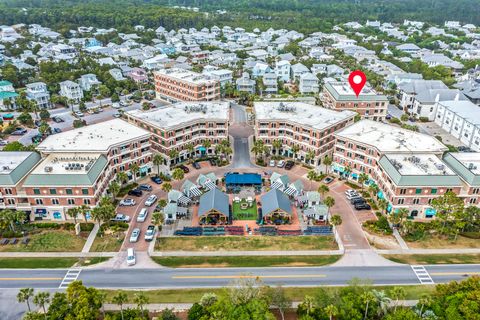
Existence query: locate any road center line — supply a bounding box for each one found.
[172,274,327,279]
[0,277,62,281]
[430,272,480,276]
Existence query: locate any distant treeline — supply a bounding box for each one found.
[0,0,479,34]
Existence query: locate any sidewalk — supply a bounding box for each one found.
[0,252,116,258]
[377,248,480,255]
[81,223,100,253]
[392,228,409,250]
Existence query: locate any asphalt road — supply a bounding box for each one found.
[1,264,479,290]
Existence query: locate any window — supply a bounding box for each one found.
[66,189,73,195]
[4,188,13,195]
[52,199,59,205]
[33,188,41,195]
[83,199,91,205]
[469,198,477,204]
[415,188,422,194]
[7,199,15,205]
[82,188,89,195]
[400,189,406,195]
[49,188,57,195]
[397,198,405,205]
[431,188,437,194]
[413,198,420,205]
[35,199,43,205]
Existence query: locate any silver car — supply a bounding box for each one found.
[129,228,140,243]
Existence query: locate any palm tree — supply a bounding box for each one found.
[368,183,380,198]
[305,150,316,165]
[33,291,50,319]
[271,139,282,156]
[318,184,329,199]
[107,181,120,201]
[358,173,369,191]
[168,149,179,165]
[324,304,338,320]
[306,170,317,190]
[389,287,406,312]
[116,172,128,186]
[291,144,300,160]
[152,153,164,175]
[152,211,165,228]
[172,168,184,181]
[161,182,172,193]
[361,291,375,320]
[112,291,128,320]
[396,208,409,234]
[17,288,34,312]
[96,291,107,319]
[134,292,149,318]
[330,214,342,228]
[301,295,316,317]
[185,143,194,157]
[418,293,433,316]
[372,290,391,317]
[66,207,79,224]
[378,199,389,215]
[129,163,140,183]
[343,166,352,180]
[251,140,266,160]
[79,204,90,223]
[324,196,335,218]
[323,155,333,175]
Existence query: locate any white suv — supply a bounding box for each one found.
[136,208,148,222]
[144,195,157,207]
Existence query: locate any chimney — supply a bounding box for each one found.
[454,92,460,101]
[435,93,440,103]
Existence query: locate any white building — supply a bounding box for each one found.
[78,74,101,92]
[59,80,83,102]
[275,60,291,82]
[299,73,319,94]
[434,100,480,151]
[26,82,51,109]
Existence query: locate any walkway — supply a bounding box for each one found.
[81,223,100,253]
[151,250,342,257]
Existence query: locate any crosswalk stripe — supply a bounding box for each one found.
[59,268,82,289]
[411,265,434,284]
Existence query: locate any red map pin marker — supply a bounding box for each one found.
[348,70,367,97]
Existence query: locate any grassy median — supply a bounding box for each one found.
[152,255,341,268]
[101,285,435,303]
[155,236,337,252]
[383,254,480,265]
[0,257,110,268]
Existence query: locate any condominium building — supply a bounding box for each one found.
[333,120,452,218]
[124,101,230,164]
[26,119,151,220]
[26,82,51,109]
[0,152,41,212]
[59,80,83,102]
[443,152,480,206]
[254,102,356,166]
[154,68,220,103]
[320,81,388,121]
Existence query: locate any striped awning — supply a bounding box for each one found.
[271,181,284,190]
[187,187,202,197]
[284,187,297,196]
[205,181,217,190]
[178,195,191,205]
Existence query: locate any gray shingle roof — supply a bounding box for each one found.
[198,188,229,216]
[261,189,292,216]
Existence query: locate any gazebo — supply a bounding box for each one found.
[196,172,218,190]
[168,189,191,206]
[181,180,202,198]
[198,188,230,225]
[260,189,292,225]
[270,172,290,191]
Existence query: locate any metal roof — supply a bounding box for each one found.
[198,188,229,217]
[260,189,292,216]
[0,152,41,186]
[225,173,262,186]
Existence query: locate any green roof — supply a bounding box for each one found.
[0,80,13,86]
[378,155,462,187]
[0,152,41,186]
[443,153,480,186]
[0,91,18,99]
[23,155,108,186]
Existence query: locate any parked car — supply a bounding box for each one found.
[144,194,157,207]
[323,177,334,184]
[112,102,121,109]
[139,184,152,191]
[74,111,84,117]
[144,225,156,241]
[350,197,366,205]
[111,213,130,222]
[113,113,122,118]
[269,160,276,167]
[128,189,143,197]
[52,116,64,123]
[209,158,217,166]
[178,165,190,173]
[119,198,136,206]
[136,208,149,222]
[0,140,7,146]
[126,248,136,266]
[53,128,62,134]
[192,161,201,169]
[277,160,285,168]
[129,228,141,242]
[345,190,359,200]
[284,160,294,170]
[355,203,372,210]
[11,128,27,135]
[150,176,163,184]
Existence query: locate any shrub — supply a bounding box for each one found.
[419,116,429,122]
[118,183,138,197]
[1,230,23,238]
[33,223,62,229]
[388,117,401,125]
[364,216,392,235]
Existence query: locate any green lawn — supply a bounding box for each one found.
[232,200,258,220]
[0,257,110,268]
[383,254,480,265]
[155,236,337,251]
[152,255,341,268]
[90,233,125,252]
[0,230,87,252]
[101,285,435,303]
